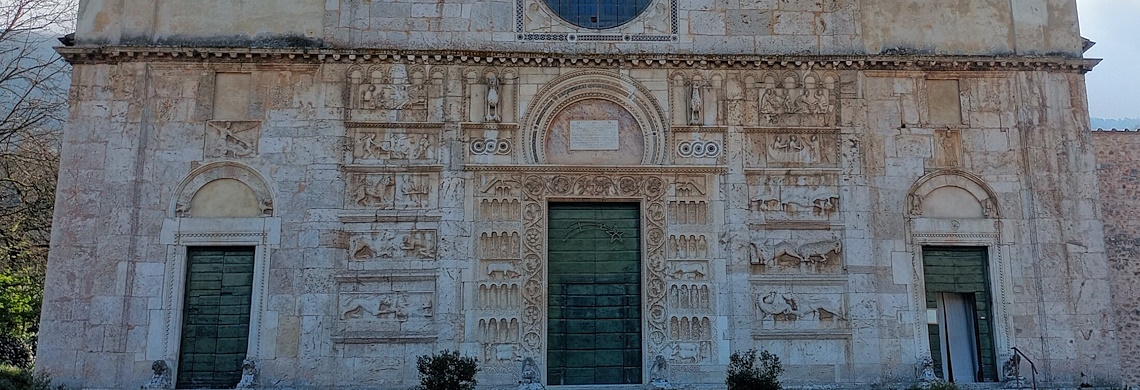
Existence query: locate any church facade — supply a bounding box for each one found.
[40,0,1126,388]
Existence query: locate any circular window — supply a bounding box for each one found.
[544,0,654,30]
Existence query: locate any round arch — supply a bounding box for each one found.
[169,161,276,218]
[907,169,1001,219]
[522,70,668,165]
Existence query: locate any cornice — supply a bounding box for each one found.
[56,46,1100,73]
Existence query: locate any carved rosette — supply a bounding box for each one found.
[518,174,668,359]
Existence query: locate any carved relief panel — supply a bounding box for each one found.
[464,124,518,165]
[464,68,518,124]
[334,272,437,343]
[670,71,724,127]
[672,127,725,165]
[669,175,711,226]
[748,229,844,275]
[475,174,522,222]
[744,128,839,168]
[205,121,261,158]
[347,125,441,165]
[345,172,439,210]
[344,228,438,263]
[346,64,445,122]
[751,281,848,334]
[755,71,840,127]
[748,173,840,223]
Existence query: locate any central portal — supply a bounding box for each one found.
[547,203,643,385]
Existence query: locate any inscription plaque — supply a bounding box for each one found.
[569,120,620,151]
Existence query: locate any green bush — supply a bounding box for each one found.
[925,381,959,390]
[415,350,479,390]
[0,365,63,390]
[0,335,31,369]
[726,348,783,390]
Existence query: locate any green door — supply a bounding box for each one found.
[547,203,642,385]
[177,247,255,389]
[923,247,997,383]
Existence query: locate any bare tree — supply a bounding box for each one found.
[0,0,75,338]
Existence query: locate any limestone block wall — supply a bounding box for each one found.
[1093,130,1140,386]
[37,49,1119,388]
[73,0,1083,56]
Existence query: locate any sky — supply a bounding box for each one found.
[1077,0,1140,119]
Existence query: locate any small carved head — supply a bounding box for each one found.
[151,360,168,376]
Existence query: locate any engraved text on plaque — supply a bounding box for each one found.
[569,120,620,151]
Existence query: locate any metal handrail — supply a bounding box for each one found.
[1010,347,1038,390]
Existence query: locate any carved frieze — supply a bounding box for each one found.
[668,261,709,281]
[347,230,438,261]
[347,65,444,122]
[748,229,844,274]
[744,128,839,168]
[478,231,521,259]
[748,173,840,222]
[346,173,437,210]
[668,284,712,311]
[668,315,715,365]
[334,273,436,343]
[348,126,440,165]
[205,120,261,158]
[752,283,848,333]
[755,71,840,127]
[477,282,521,310]
[668,234,709,259]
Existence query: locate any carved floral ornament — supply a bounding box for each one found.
[517,173,668,358]
[907,169,1001,219]
[522,70,668,165]
[170,161,276,218]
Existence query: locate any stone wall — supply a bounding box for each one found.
[74,0,1083,56]
[35,46,1122,387]
[1093,130,1140,386]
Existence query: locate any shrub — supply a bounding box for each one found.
[0,334,32,369]
[925,381,959,390]
[415,350,479,390]
[0,365,63,390]
[726,348,783,390]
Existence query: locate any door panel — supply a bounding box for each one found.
[547,203,642,385]
[177,247,255,389]
[923,246,996,382]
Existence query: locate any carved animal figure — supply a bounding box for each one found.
[487,263,520,279]
[753,239,842,268]
[492,344,517,362]
[673,343,700,363]
[782,293,844,321]
[485,76,501,122]
[755,291,793,320]
[688,84,702,125]
[671,262,707,280]
[649,354,669,382]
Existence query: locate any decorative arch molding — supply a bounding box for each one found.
[906,169,1000,219]
[522,70,668,165]
[156,161,282,383]
[169,161,276,218]
[903,169,1014,376]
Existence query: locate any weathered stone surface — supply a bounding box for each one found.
[1093,131,1140,387]
[37,0,1125,389]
